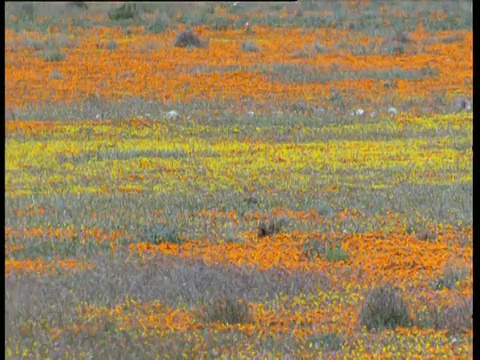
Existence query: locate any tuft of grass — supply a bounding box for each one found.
[302,234,348,262]
[19,33,78,51]
[213,16,230,31]
[415,228,438,242]
[453,97,472,112]
[423,34,464,45]
[359,284,412,332]
[383,41,406,55]
[383,30,411,44]
[326,246,349,262]
[49,70,63,80]
[20,2,35,22]
[314,42,329,53]
[143,222,183,245]
[66,2,88,10]
[43,50,66,62]
[244,194,262,206]
[198,296,253,325]
[174,30,203,48]
[414,297,472,333]
[108,3,138,21]
[258,217,290,237]
[302,237,328,260]
[289,101,309,114]
[430,262,470,290]
[105,39,118,51]
[290,48,312,59]
[241,41,260,52]
[148,12,170,34]
[305,332,343,351]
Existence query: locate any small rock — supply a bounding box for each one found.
[454,97,471,112]
[165,110,179,119]
[387,107,397,115]
[245,194,261,205]
[384,80,397,88]
[294,102,308,112]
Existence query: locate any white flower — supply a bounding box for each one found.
[165,110,179,119]
[355,108,365,116]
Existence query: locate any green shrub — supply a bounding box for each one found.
[43,50,66,62]
[430,262,469,290]
[302,237,328,260]
[199,296,253,325]
[258,217,289,237]
[414,297,472,333]
[383,42,406,55]
[174,30,203,48]
[242,41,260,52]
[66,2,88,10]
[306,332,343,351]
[213,16,230,31]
[20,3,35,22]
[148,12,170,34]
[108,3,137,21]
[105,40,118,51]
[49,70,63,80]
[415,228,438,242]
[314,42,329,53]
[143,222,182,245]
[359,284,412,332]
[326,246,349,262]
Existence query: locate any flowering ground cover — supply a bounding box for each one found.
[5,1,472,358]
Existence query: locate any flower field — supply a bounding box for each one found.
[5,2,472,358]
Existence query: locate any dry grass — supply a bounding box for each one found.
[4,1,472,358]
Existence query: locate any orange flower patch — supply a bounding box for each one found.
[5,257,93,275]
[342,230,471,287]
[5,120,60,136]
[5,25,472,109]
[252,302,359,338]
[129,228,471,291]
[5,119,116,136]
[76,300,196,335]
